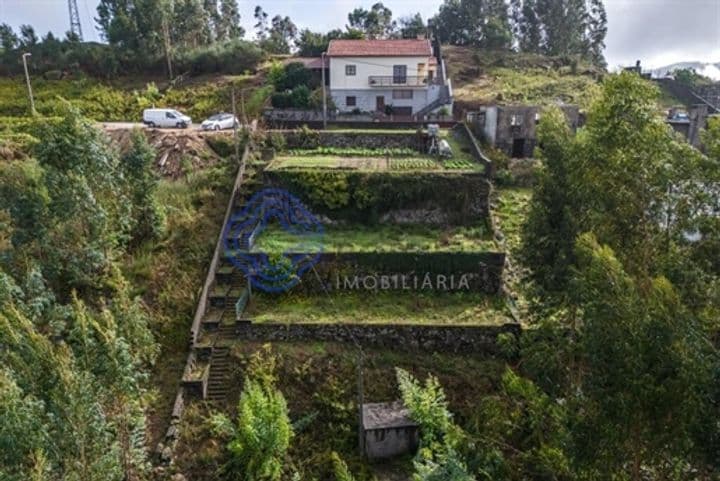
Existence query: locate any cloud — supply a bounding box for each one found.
[604,0,720,68]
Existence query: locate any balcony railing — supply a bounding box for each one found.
[368,75,435,87]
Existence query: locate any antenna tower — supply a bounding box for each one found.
[68,0,84,40]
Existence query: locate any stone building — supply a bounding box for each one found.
[362,401,419,460]
[467,105,581,158]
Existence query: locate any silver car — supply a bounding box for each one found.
[201,113,239,131]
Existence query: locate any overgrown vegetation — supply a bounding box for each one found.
[244,291,511,325]
[252,222,496,253]
[0,75,267,121]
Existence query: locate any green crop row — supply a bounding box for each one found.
[443,159,477,170]
[287,146,418,157]
[389,158,440,170]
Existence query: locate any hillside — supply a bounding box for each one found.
[0,71,271,122]
[444,46,603,109]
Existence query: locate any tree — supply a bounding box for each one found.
[347,2,396,39]
[172,0,213,48]
[210,346,291,481]
[120,130,164,246]
[510,0,543,52]
[585,0,607,66]
[396,368,474,480]
[535,0,588,56]
[521,107,578,295]
[260,15,297,54]
[19,25,38,48]
[398,13,426,39]
[296,29,328,56]
[253,6,269,40]
[432,0,512,49]
[96,0,165,59]
[0,23,19,53]
[217,0,244,40]
[570,233,718,480]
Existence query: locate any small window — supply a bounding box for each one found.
[346,96,356,107]
[345,65,356,76]
[535,112,541,124]
[166,112,176,119]
[511,114,523,126]
[392,90,413,100]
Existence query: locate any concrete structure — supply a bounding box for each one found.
[362,401,419,460]
[467,105,581,158]
[666,104,714,148]
[326,38,453,118]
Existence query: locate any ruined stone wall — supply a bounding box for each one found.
[233,322,522,354]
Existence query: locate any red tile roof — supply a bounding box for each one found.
[327,39,433,57]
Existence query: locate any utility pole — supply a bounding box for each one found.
[321,52,327,129]
[22,53,35,116]
[231,87,241,165]
[68,0,83,40]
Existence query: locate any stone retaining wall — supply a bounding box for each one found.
[234,322,521,354]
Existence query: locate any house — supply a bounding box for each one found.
[362,401,419,460]
[326,38,453,118]
[467,105,581,158]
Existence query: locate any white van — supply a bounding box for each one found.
[142,108,192,129]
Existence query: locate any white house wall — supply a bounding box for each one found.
[329,56,433,90]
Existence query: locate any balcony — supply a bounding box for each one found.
[368,75,433,88]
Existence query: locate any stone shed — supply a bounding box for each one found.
[467,104,581,158]
[362,401,419,460]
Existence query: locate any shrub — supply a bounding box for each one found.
[289,85,311,109]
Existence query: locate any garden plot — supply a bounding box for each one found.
[268,131,483,172]
[243,291,513,325]
[251,222,498,253]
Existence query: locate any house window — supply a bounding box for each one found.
[392,90,413,99]
[346,96,356,107]
[345,65,356,76]
[535,112,541,124]
[511,114,523,126]
[393,65,407,84]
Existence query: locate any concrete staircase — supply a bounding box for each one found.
[206,347,232,403]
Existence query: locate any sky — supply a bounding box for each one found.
[0,0,718,70]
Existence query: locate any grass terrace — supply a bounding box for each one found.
[243,291,512,325]
[269,129,482,172]
[251,222,498,253]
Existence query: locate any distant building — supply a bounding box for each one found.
[467,105,581,158]
[362,401,419,460]
[326,38,453,118]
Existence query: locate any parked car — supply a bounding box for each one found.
[201,113,239,131]
[143,108,192,129]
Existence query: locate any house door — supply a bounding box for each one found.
[512,138,526,158]
[376,96,385,112]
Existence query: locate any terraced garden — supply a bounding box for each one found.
[251,221,498,253]
[268,130,483,172]
[243,291,513,325]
